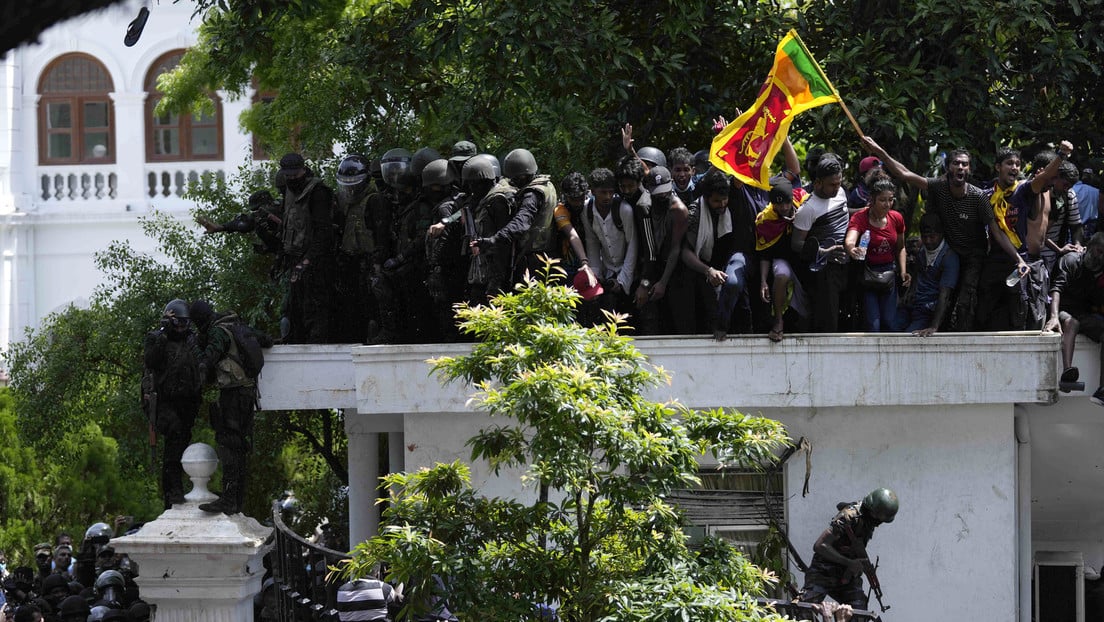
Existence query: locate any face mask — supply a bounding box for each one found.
[286,177,308,193]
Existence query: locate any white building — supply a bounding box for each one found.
[0,0,255,352]
[5,4,1103,621]
[258,334,1103,622]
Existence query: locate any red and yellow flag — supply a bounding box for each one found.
[711,30,841,189]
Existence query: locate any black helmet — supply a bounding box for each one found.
[85,522,114,545]
[503,148,538,181]
[411,147,443,178]
[461,154,497,183]
[421,159,453,187]
[337,155,370,186]
[95,569,126,592]
[162,299,189,320]
[188,300,214,329]
[60,595,91,617]
[693,149,710,172]
[380,148,412,188]
[861,488,899,523]
[637,146,667,168]
[248,190,275,210]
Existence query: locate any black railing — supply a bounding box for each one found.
[272,502,352,622]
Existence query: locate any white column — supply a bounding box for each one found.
[109,91,148,207]
[112,443,270,622]
[387,431,405,476]
[1015,409,1032,622]
[345,412,380,547]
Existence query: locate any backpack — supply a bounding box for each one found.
[585,195,624,232]
[215,315,268,379]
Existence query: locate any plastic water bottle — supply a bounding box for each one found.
[1005,266,1027,287]
[857,230,870,261]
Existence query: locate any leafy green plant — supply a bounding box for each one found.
[342,261,789,621]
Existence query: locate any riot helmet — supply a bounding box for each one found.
[95,569,126,608]
[380,148,413,188]
[336,154,371,205]
[85,522,114,546]
[637,146,667,169]
[162,299,189,321]
[503,148,538,184]
[861,488,899,524]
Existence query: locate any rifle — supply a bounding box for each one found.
[462,202,477,249]
[140,369,158,467]
[842,522,890,613]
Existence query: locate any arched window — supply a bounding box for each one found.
[145,50,223,161]
[38,53,115,165]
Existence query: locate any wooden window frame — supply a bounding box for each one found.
[145,50,224,162]
[37,53,116,165]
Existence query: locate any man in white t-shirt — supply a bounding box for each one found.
[791,154,850,332]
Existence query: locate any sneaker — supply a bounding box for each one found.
[1091,387,1104,407]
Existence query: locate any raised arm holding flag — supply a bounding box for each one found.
[711,29,861,189]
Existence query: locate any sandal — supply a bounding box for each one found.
[768,328,784,342]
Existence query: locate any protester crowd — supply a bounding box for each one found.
[201,126,1104,403]
[0,522,149,622]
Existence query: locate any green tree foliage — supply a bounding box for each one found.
[342,264,790,621]
[0,387,156,563]
[795,0,1104,177]
[166,0,1104,183]
[4,167,346,551]
[160,0,799,171]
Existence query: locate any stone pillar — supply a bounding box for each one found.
[345,413,380,547]
[112,443,271,622]
[108,91,148,207]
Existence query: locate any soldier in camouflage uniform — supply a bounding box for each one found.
[190,301,273,515]
[798,487,898,609]
[277,153,336,344]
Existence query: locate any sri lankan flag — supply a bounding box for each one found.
[711,30,841,189]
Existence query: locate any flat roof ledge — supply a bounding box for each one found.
[257,333,1061,414]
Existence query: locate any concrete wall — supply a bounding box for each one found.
[248,333,1061,621]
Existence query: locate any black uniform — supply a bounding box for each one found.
[143,325,202,509]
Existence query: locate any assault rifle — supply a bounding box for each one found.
[140,368,157,467]
[842,522,890,613]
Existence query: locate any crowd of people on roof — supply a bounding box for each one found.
[200,123,1104,402]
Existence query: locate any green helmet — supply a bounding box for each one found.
[503,148,538,180]
[862,488,899,523]
[421,158,453,187]
[461,154,497,183]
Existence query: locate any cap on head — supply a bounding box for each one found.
[768,176,793,204]
[645,166,673,194]
[449,140,478,161]
[859,156,883,175]
[278,153,306,173]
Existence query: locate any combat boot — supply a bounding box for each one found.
[199,449,242,515]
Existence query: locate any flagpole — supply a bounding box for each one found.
[789,31,865,139]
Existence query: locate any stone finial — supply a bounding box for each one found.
[181,442,219,503]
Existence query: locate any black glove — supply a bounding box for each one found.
[383,255,405,272]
